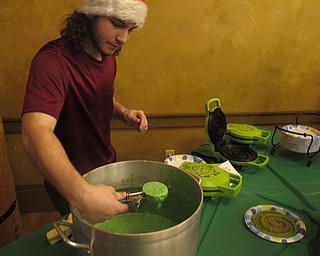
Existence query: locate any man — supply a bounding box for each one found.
[21,0,148,223]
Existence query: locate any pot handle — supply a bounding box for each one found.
[53,220,92,256]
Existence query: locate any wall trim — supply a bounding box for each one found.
[4,111,320,133]
[15,185,56,213]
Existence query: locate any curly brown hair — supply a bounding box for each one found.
[60,11,93,52]
[60,11,122,56]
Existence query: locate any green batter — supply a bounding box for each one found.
[95,212,176,234]
[142,181,168,208]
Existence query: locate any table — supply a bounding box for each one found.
[1,141,319,256]
[195,142,320,256]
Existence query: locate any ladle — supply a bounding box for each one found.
[120,181,168,209]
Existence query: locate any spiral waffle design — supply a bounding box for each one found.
[207,108,227,147]
[244,205,306,243]
[252,211,296,238]
[219,145,258,162]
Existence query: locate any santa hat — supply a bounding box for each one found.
[78,0,147,28]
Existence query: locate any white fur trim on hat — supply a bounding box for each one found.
[78,0,147,28]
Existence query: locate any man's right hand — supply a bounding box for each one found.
[72,182,129,224]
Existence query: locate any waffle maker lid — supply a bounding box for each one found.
[206,100,227,149]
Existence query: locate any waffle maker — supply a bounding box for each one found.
[227,123,271,145]
[204,98,269,168]
[179,162,242,200]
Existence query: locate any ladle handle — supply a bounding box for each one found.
[120,191,144,203]
[53,220,92,256]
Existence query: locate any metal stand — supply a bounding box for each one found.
[271,112,320,167]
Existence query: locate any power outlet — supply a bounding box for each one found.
[164,149,175,159]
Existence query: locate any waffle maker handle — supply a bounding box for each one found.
[206,98,221,112]
[210,173,242,199]
[258,130,271,143]
[247,154,269,168]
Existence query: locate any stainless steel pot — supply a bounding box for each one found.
[54,160,203,256]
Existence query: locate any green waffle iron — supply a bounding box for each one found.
[179,162,242,200]
[227,123,271,145]
[204,98,269,168]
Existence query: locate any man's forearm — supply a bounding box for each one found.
[113,97,127,120]
[21,114,88,206]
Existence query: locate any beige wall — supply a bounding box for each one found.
[118,0,320,113]
[1,0,320,206]
[1,0,320,118]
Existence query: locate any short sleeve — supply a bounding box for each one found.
[22,51,69,119]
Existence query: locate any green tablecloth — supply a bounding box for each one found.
[1,143,319,256]
[195,143,320,256]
